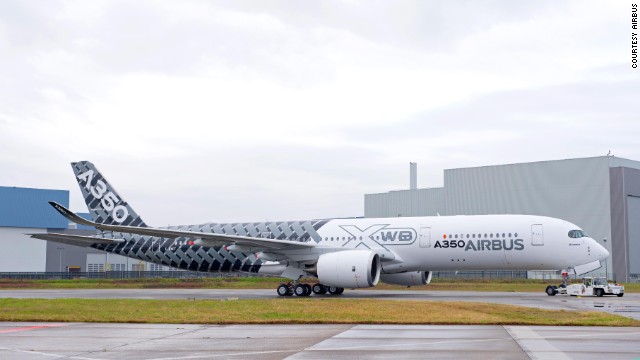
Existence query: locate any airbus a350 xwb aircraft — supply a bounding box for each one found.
[32,161,609,296]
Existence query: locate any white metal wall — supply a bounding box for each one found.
[0,227,47,272]
[365,188,445,218]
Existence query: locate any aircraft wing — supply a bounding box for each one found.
[47,201,316,251]
[29,232,125,247]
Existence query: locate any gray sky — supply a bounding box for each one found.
[1,0,638,225]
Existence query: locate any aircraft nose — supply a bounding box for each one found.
[594,240,609,261]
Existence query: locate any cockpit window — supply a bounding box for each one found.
[568,230,588,238]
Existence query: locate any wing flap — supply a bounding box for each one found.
[47,201,315,250]
[29,233,124,247]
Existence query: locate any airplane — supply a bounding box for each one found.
[31,161,609,297]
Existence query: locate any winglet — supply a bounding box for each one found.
[49,201,97,227]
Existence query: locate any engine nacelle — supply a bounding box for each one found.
[316,250,381,288]
[380,271,432,286]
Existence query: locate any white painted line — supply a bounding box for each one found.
[306,336,514,351]
[506,326,571,360]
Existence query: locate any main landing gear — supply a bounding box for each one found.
[276,283,344,297]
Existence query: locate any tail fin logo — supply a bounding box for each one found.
[77,169,130,223]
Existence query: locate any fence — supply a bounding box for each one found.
[430,271,529,280]
[0,270,629,281]
[0,271,258,280]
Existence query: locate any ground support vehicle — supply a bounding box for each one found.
[546,276,624,297]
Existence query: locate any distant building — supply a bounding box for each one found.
[0,186,167,272]
[365,156,640,282]
[0,186,68,272]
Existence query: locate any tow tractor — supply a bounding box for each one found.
[546,273,624,297]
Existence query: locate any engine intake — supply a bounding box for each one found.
[316,250,381,288]
[380,271,432,286]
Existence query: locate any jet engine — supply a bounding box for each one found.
[380,271,432,286]
[316,250,381,288]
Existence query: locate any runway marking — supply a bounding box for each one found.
[508,329,640,340]
[506,326,571,360]
[0,323,68,334]
[306,336,515,351]
[0,347,69,358]
[147,350,302,359]
[0,350,305,360]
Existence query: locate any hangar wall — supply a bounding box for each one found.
[365,188,444,218]
[610,166,640,282]
[0,187,69,272]
[365,156,640,282]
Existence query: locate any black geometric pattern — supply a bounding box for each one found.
[74,161,329,274]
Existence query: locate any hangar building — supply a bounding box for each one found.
[365,156,640,282]
[0,186,166,273]
[0,187,69,272]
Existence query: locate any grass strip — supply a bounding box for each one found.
[0,298,637,326]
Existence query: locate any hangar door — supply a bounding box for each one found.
[531,224,544,246]
[628,196,640,275]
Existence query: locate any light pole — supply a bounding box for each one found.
[56,247,65,272]
[603,238,608,280]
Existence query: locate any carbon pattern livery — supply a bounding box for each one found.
[95,219,328,273]
[71,161,147,227]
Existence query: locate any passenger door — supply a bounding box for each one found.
[419,227,431,248]
[531,224,544,246]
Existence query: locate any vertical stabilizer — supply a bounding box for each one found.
[71,161,147,227]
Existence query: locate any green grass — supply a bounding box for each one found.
[1,277,637,292]
[0,298,636,326]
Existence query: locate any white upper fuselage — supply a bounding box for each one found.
[313,214,608,273]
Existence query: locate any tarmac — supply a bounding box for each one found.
[1,289,639,359]
[1,322,639,359]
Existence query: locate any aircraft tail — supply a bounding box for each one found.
[71,161,147,227]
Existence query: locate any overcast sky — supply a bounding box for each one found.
[1,1,638,225]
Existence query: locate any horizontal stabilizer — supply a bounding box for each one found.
[48,201,315,250]
[29,233,125,247]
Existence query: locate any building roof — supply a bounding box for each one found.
[0,186,70,229]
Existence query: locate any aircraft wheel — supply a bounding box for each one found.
[328,286,344,295]
[277,284,290,297]
[312,283,327,294]
[545,285,557,296]
[294,284,309,297]
[304,284,312,296]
